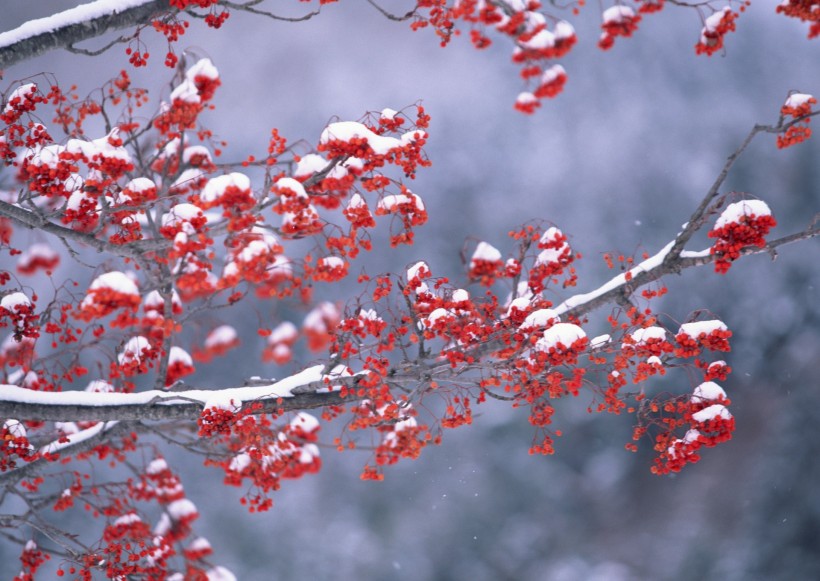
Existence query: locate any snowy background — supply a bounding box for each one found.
[2,1,820,579]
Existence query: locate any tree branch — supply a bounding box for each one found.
[0,365,359,422]
[219,1,321,22]
[557,222,820,320]
[0,199,168,261]
[664,112,820,267]
[0,0,171,72]
[0,421,132,488]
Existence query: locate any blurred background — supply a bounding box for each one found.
[2,1,819,579]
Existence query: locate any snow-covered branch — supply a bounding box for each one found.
[557,223,819,319]
[0,366,354,422]
[0,0,170,72]
[0,421,129,487]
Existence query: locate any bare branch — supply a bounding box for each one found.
[218,1,321,22]
[365,0,416,22]
[66,34,135,57]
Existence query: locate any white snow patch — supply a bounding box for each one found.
[590,334,611,348]
[290,412,319,433]
[17,243,58,268]
[275,177,308,198]
[520,28,555,50]
[541,65,566,85]
[535,322,586,351]
[205,325,238,348]
[169,80,199,104]
[303,302,338,331]
[229,453,251,473]
[188,537,212,551]
[4,418,26,439]
[168,346,192,366]
[180,145,211,166]
[452,288,469,303]
[113,513,142,527]
[269,321,298,343]
[319,256,345,269]
[785,92,815,108]
[668,429,702,458]
[299,443,320,464]
[407,261,430,281]
[714,200,772,229]
[146,457,168,475]
[603,5,637,23]
[162,203,204,230]
[471,241,502,263]
[703,7,732,34]
[378,192,424,212]
[691,381,727,403]
[1,292,31,311]
[201,172,251,204]
[678,320,727,338]
[207,566,237,581]
[118,336,151,364]
[520,308,560,330]
[186,58,219,81]
[320,121,405,156]
[427,307,453,326]
[555,20,575,39]
[167,498,198,520]
[692,404,733,423]
[516,92,537,106]
[41,421,118,455]
[85,380,114,393]
[626,326,667,346]
[87,271,139,296]
[3,83,36,113]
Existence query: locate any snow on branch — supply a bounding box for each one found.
[555,222,819,320]
[0,366,355,422]
[0,420,132,487]
[0,0,169,71]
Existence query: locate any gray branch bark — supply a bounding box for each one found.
[0,200,168,260]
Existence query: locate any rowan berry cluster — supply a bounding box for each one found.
[776,0,820,38]
[1,293,39,341]
[648,382,735,475]
[205,411,323,512]
[598,6,642,50]
[695,7,739,56]
[777,92,816,149]
[708,200,777,273]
